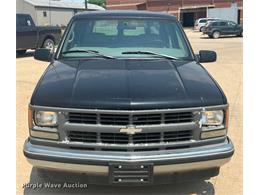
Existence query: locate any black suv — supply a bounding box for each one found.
[203,20,243,39]
[24,11,234,185]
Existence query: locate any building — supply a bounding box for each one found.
[106,0,243,26]
[16,0,105,27]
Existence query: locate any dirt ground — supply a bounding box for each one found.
[16,30,242,195]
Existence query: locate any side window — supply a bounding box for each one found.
[219,22,227,27]
[199,19,207,23]
[211,22,218,27]
[92,20,118,36]
[43,11,47,17]
[123,27,145,36]
[121,21,146,36]
[228,21,236,27]
[18,16,32,27]
[150,25,159,35]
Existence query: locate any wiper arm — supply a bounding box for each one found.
[122,51,178,60]
[62,49,115,59]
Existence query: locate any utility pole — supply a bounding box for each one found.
[145,0,148,10]
[49,0,51,25]
[85,0,88,10]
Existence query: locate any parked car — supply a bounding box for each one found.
[16,13,62,55]
[194,18,220,32]
[24,11,234,185]
[203,20,243,39]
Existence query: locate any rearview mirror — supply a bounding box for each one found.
[34,48,53,62]
[198,50,217,63]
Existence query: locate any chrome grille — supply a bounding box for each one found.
[68,113,97,124]
[164,112,194,124]
[133,132,161,144]
[100,133,129,144]
[164,131,194,142]
[68,130,192,146]
[133,114,161,125]
[68,131,97,143]
[68,112,194,126]
[100,114,129,125]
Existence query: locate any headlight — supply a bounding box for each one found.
[201,110,224,126]
[199,109,227,139]
[34,111,58,127]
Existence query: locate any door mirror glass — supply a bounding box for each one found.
[34,48,53,62]
[198,50,217,63]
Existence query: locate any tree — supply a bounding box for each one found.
[86,0,106,8]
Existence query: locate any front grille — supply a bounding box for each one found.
[69,131,97,143]
[68,112,194,126]
[68,130,192,146]
[100,133,129,144]
[69,113,97,124]
[164,112,194,124]
[133,114,161,125]
[133,132,161,144]
[100,114,129,125]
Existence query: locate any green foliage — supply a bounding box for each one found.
[87,0,106,8]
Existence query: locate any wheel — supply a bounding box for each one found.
[200,26,205,32]
[16,50,26,55]
[208,35,213,38]
[212,31,220,39]
[42,38,55,52]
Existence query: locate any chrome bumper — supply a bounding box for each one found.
[24,138,234,175]
[27,158,231,175]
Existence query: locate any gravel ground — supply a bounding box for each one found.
[16,30,242,195]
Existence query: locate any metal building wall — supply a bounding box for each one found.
[208,3,238,23]
[35,7,81,26]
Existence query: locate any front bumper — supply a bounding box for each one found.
[24,138,234,176]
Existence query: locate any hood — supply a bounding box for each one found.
[31,59,226,109]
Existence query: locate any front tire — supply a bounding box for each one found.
[42,38,55,52]
[212,31,220,39]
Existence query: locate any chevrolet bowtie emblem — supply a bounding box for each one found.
[120,126,142,135]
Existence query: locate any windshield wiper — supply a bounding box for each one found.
[122,51,178,60]
[62,49,115,59]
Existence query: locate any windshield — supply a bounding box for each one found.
[60,18,192,59]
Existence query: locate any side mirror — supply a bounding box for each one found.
[198,50,217,63]
[34,48,53,62]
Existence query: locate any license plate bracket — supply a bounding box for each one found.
[109,163,153,184]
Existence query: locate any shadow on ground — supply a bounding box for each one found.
[200,35,242,39]
[16,51,34,58]
[23,168,215,195]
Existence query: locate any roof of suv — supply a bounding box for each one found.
[210,20,231,23]
[74,10,177,20]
